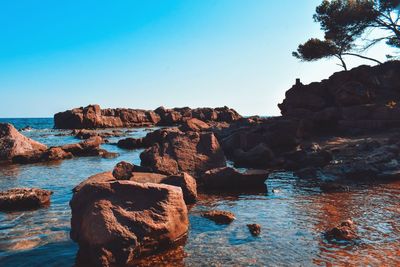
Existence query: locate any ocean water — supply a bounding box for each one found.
[0,118,399,266]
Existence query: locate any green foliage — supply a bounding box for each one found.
[294,0,400,69]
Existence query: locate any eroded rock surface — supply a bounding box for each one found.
[70,180,189,266]
[0,188,52,211]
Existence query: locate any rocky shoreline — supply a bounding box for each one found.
[1,61,400,266]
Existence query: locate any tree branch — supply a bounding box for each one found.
[342,53,382,64]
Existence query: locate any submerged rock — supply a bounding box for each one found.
[0,123,47,161]
[70,180,189,266]
[201,167,269,192]
[325,220,357,242]
[202,210,236,224]
[247,224,261,236]
[140,130,226,176]
[0,188,53,211]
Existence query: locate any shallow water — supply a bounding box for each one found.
[0,118,399,266]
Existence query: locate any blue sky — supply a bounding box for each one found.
[0,0,395,117]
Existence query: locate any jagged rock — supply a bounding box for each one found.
[202,210,236,224]
[0,123,47,161]
[54,105,242,129]
[70,180,189,266]
[0,188,53,211]
[117,137,144,149]
[201,167,268,191]
[140,130,226,176]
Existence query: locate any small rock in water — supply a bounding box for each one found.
[325,220,357,242]
[247,224,261,236]
[112,161,134,180]
[0,188,53,211]
[202,210,236,224]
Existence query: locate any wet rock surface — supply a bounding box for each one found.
[325,220,357,242]
[247,224,261,236]
[0,188,53,211]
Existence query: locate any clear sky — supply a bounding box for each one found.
[0,0,395,117]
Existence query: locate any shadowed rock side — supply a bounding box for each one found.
[0,123,48,161]
[278,61,400,133]
[54,105,241,129]
[70,180,189,267]
[0,188,53,211]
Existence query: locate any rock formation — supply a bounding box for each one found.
[0,123,47,161]
[0,188,53,211]
[140,130,226,177]
[70,180,189,266]
[54,105,241,129]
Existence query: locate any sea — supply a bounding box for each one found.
[0,118,399,266]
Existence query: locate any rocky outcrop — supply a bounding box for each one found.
[12,136,111,164]
[0,123,47,161]
[70,180,189,266]
[201,167,269,192]
[140,130,226,176]
[278,61,400,133]
[202,210,236,224]
[161,173,197,204]
[179,118,210,132]
[0,188,52,211]
[54,105,242,129]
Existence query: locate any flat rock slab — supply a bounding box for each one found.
[0,188,53,212]
[202,210,236,224]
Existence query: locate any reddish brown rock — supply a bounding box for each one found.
[201,167,269,192]
[161,173,197,204]
[55,105,241,129]
[70,180,189,266]
[202,210,236,224]
[12,147,73,164]
[112,161,135,180]
[117,137,144,149]
[179,118,210,132]
[140,130,226,176]
[0,188,53,211]
[247,224,261,236]
[0,123,48,161]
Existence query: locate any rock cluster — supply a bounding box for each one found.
[54,105,241,129]
[12,136,114,164]
[140,129,226,177]
[278,61,400,133]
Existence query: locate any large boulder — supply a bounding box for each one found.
[161,173,197,204]
[201,167,269,191]
[179,118,210,132]
[140,130,226,176]
[12,147,73,164]
[0,123,47,161]
[70,180,189,266]
[0,188,53,211]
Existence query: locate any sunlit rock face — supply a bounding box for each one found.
[278,61,400,132]
[54,105,242,129]
[70,179,189,267]
[0,123,48,161]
